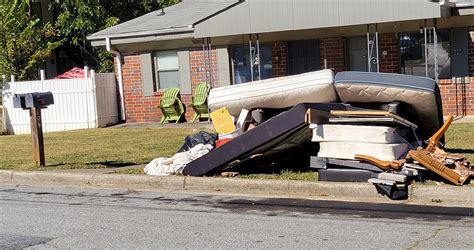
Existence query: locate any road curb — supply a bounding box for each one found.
[184,177,290,195]
[11,171,92,186]
[0,170,472,207]
[411,184,474,207]
[91,174,186,191]
[0,170,13,183]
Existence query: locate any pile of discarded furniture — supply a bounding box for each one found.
[150,69,473,200]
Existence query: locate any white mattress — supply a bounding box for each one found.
[310,124,405,143]
[317,142,409,161]
[209,69,337,117]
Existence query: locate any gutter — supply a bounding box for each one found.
[106,37,126,121]
[88,26,194,42]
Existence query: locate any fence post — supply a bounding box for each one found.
[10,75,15,83]
[1,75,5,133]
[84,66,89,78]
[40,70,45,81]
[91,70,98,128]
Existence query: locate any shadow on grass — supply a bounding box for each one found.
[45,161,139,168]
[445,148,474,154]
[86,161,139,168]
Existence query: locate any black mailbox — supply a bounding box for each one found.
[13,92,54,109]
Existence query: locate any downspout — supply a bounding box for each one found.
[106,37,126,121]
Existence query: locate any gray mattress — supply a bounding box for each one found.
[334,71,443,140]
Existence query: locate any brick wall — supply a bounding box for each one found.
[439,78,474,116]
[320,38,345,73]
[379,33,400,73]
[438,28,474,116]
[118,49,219,123]
[190,48,218,88]
[272,42,288,77]
[121,54,161,123]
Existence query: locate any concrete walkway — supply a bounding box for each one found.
[0,167,472,208]
[111,121,214,129]
[452,115,474,123]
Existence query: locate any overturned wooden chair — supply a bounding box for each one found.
[159,87,185,124]
[190,82,211,122]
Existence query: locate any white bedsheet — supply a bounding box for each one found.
[144,144,213,176]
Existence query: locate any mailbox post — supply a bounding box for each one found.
[13,92,54,166]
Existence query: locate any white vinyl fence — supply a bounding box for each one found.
[2,73,119,135]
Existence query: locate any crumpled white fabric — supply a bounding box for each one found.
[144,144,213,176]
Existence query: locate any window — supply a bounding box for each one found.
[400,30,451,79]
[153,50,180,90]
[232,44,272,84]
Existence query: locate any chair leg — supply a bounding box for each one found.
[160,115,166,125]
[175,114,182,124]
[192,113,198,123]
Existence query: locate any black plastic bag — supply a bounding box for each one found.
[177,131,218,153]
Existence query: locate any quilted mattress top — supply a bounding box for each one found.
[334,71,443,140]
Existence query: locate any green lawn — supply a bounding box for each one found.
[0,124,472,172]
[443,123,474,162]
[0,127,197,170]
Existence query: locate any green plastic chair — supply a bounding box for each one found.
[190,82,211,122]
[159,87,185,124]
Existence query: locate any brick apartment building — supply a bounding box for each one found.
[88,0,474,123]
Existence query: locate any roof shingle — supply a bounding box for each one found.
[88,0,238,40]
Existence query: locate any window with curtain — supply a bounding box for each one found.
[400,30,451,79]
[153,51,180,90]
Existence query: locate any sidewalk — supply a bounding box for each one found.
[0,168,472,208]
[111,121,214,129]
[452,115,474,123]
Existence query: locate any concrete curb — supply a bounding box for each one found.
[0,170,472,208]
[411,185,474,207]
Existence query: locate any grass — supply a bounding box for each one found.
[443,123,474,162]
[240,170,318,181]
[0,124,472,181]
[114,168,145,175]
[0,127,197,171]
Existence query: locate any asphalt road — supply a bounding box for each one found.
[0,184,473,249]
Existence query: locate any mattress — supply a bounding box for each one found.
[334,71,443,140]
[317,142,409,161]
[310,124,405,143]
[183,103,348,176]
[209,69,338,117]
